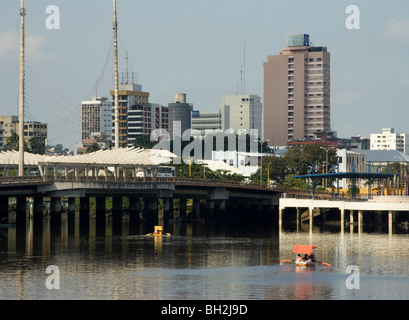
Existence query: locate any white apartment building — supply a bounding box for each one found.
[370,128,409,155]
[220,94,263,139]
[191,111,221,134]
[81,97,112,141]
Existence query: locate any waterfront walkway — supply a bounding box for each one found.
[279,194,409,233]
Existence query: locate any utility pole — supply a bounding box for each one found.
[113,0,120,149]
[18,0,26,176]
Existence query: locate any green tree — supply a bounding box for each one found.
[28,137,45,154]
[86,143,101,153]
[4,132,28,151]
[132,135,157,149]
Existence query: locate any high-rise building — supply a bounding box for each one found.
[219,94,263,138]
[81,97,112,140]
[370,128,409,155]
[127,103,169,141]
[110,83,150,147]
[263,34,331,146]
[168,93,193,139]
[77,96,113,154]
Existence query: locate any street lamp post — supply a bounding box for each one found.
[267,162,271,188]
[320,146,330,190]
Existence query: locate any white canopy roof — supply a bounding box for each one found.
[0,148,177,167]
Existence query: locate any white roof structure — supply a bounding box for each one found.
[0,150,53,167]
[196,160,242,175]
[0,148,177,168]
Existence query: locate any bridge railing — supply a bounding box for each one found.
[281,191,371,202]
[0,176,46,185]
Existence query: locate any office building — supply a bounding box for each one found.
[219,94,263,138]
[168,93,193,139]
[264,34,331,146]
[81,97,112,140]
[0,115,47,147]
[110,82,150,147]
[191,111,221,134]
[127,102,169,141]
[370,128,409,154]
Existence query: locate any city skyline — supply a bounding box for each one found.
[0,0,408,150]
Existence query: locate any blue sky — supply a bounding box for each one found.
[0,0,408,150]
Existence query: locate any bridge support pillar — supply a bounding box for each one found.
[67,197,76,234]
[206,200,214,215]
[296,208,301,229]
[112,196,123,234]
[340,208,345,233]
[129,196,141,226]
[33,195,44,228]
[169,198,175,220]
[279,208,284,232]
[0,196,8,224]
[358,210,363,233]
[79,197,90,234]
[388,210,395,234]
[376,210,382,225]
[308,208,313,232]
[349,210,354,225]
[161,198,171,225]
[50,197,62,214]
[143,197,158,224]
[349,210,354,232]
[95,196,106,233]
[219,200,226,212]
[179,198,187,221]
[192,198,201,221]
[16,196,26,228]
[50,197,62,231]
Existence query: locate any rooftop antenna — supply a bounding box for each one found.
[19,0,26,176]
[240,66,243,95]
[113,0,120,149]
[243,38,246,94]
[295,8,298,33]
[126,51,128,73]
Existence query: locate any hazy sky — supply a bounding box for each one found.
[0,0,408,150]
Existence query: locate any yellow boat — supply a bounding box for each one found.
[146,226,171,237]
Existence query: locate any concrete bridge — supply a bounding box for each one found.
[0,176,281,233]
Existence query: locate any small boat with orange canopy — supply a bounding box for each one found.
[280,245,331,267]
[292,244,316,267]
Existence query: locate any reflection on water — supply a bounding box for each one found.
[1,214,409,300]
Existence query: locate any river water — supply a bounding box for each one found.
[1,215,409,300]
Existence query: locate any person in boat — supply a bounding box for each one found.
[303,254,308,261]
[296,254,302,263]
[310,253,316,263]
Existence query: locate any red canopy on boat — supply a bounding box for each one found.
[292,245,316,255]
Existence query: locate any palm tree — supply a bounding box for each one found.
[4,132,28,151]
